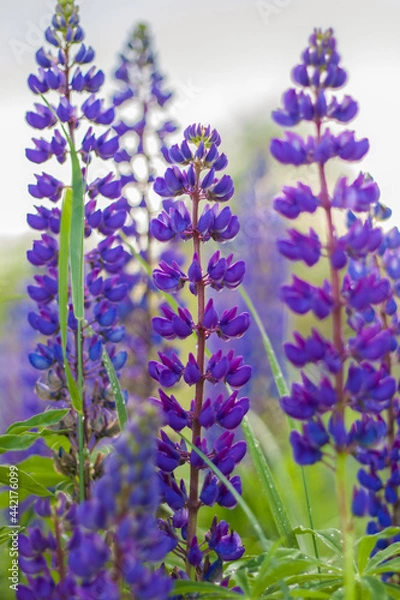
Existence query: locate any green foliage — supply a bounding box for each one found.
[242,416,298,549]
[5,408,69,434]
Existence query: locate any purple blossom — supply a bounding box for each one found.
[149,124,249,581]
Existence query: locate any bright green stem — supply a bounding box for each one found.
[336,451,356,600]
[76,319,85,503]
[77,413,85,503]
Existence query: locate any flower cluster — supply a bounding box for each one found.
[271,28,391,469]
[345,209,400,562]
[26,0,132,496]
[149,123,250,581]
[18,404,173,599]
[271,29,400,573]
[112,22,180,400]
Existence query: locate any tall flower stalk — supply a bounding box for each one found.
[150,123,250,583]
[18,404,173,599]
[271,28,388,597]
[112,23,179,400]
[26,0,130,501]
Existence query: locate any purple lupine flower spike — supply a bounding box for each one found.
[112,22,182,401]
[272,27,400,581]
[26,0,131,499]
[150,124,249,584]
[18,404,173,599]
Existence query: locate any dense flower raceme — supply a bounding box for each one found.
[112,22,181,400]
[271,30,399,486]
[344,210,400,562]
[149,124,250,582]
[26,0,134,495]
[17,405,173,600]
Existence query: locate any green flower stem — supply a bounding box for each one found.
[336,451,356,600]
[76,319,86,502]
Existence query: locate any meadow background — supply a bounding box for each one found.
[0,0,400,597]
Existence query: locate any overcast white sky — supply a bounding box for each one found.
[1,0,399,236]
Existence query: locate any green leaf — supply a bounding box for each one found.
[38,95,84,321]
[357,528,400,573]
[82,318,128,430]
[172,580,243,598]
[255,557,318,592]
[179,433,270,551]
[0,434,39,453]
[69,143,85,320]
[359,576,388,599]
[16,456,68,488]
[293,526,343,556]
[370,558,400,575]
[289,591,331,599]
[384,583,400,599]
[58,187,83,412]
[101,346,128,429]
[241,416,297,549]
[363,542,400,575]
[6,409,69,434]
[238,286,318,560]
[0,466,53,497]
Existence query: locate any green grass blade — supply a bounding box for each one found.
[58,187,82,413]
[38,94,85,320]
[83,320,128,429]
[120,232,181,313]
[242,416,298,548]
[179,432,270,551]
[101,347,128,429]
[238,285,318,559]
[69,146,85,320]
[238,286,289,397]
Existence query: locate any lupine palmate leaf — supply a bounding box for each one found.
[384,583,400,599]
[358,576,388,599]
[16,456,68,488]
[6,409,69,435]
[356,527,400,573]
[0,466,53,497]
[363,541,400,575]
[293,526,343,556]
[0,434,39,453]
